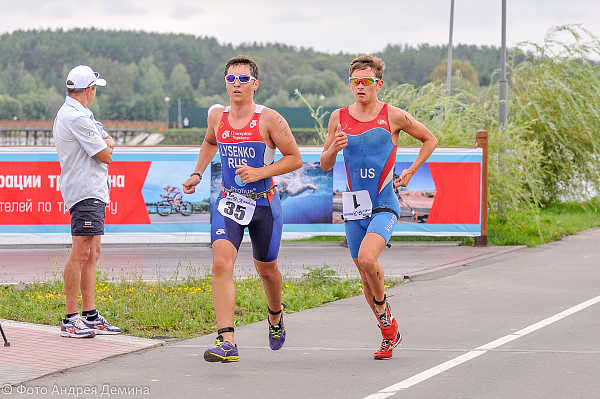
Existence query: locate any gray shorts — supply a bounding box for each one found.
[69,198,106,236]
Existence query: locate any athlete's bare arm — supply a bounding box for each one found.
[320,109,347,172]
[182,107,222,194]
[388,105,438,187]
[234,108,302,184]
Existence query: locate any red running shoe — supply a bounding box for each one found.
[374,302,401,359]
[377,302,398,340]
[374,330,402,360]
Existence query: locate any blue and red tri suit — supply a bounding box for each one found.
[341,103,401,258]
[212,104,283,262]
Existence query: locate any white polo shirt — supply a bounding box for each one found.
[52,96,110,210]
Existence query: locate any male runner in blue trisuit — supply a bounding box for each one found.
[183,55,302,362]
[320,55,437,359]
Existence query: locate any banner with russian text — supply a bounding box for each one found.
[0,147,482,236]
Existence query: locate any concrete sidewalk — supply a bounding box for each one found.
[0,239,525,392]
[0,239,523,284]
[0,321,161,386]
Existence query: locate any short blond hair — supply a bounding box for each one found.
[349,55,385,79]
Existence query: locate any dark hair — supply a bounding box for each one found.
[67,87,86,95]
[349,55,385,79]
[224,55,260,79]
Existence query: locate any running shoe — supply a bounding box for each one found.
[82,313,122,335]
[373,330,402,360]
[378,302,398,341]
[204,335,239,363]
[60,315,95,338]
[268,312,286,350]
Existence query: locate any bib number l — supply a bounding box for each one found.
[342,190,372,220]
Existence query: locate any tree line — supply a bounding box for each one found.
[0,28,514,121]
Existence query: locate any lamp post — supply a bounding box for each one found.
[177,98,182,129]
[165,97,170,130]
[446,0,455,97]
[499,0,508,128]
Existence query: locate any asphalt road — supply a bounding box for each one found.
[14,228,600,399]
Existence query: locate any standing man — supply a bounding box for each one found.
[320,56,437,359]
[182,55,302,362]
[53,65,122,338]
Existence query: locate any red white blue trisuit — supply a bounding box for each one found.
[341,103,401,258]
[212,105,283,262]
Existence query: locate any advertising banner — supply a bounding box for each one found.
[0,146,482,236]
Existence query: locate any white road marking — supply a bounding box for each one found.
[363,294,600,399]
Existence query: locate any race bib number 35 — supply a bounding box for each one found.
[217,192,256,225]
[342,190,373,220]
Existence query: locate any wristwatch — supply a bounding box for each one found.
[190,172,202,179]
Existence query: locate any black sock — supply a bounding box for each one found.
[64,312,78,323]
[82,309,98,321]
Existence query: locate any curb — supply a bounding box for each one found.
[404,245,527,281]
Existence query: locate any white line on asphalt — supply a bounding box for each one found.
[363,294,600,399]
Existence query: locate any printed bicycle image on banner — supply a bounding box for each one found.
[210,161,333,224]
[143,161,211,224]
[332,161,435,224]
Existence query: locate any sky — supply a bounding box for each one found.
[2,0,600,55]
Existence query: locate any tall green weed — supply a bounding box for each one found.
[380,83,545,219]
[381,25,600,223]
[510,25,600,202]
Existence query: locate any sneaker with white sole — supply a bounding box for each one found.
[82,313,122,335]
[60,315,95,338]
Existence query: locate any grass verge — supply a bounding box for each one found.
[0,266,395,339]
[488,199,600,246]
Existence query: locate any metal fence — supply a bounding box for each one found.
[169,107,337,129]
[0,106,329,146]
[0,128,150,147]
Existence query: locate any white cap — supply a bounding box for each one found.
[208,103,224,115]
[66,65,107,89]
